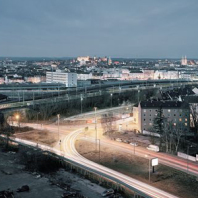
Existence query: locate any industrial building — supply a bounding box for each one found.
[46,70,77,87]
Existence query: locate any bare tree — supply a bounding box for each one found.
[0,112,14,149]
[172,123,183,153]
[101,112,116,136]
[190,104,198,133]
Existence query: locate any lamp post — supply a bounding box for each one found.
[145,154,151,183]
[94,107,97,150]
[57,114,60,150]
[97,139,101,163]
[81,97,83,114]
[187,145,193,174]
[37,112,40,128]
[110,93,113,108]
[15,114,20,128]
[138,90,140,104]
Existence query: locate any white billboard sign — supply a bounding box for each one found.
[151,158,158,166]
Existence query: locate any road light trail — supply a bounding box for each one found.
[62,129,179,198]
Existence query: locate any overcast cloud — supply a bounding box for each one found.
[0,0,198,58]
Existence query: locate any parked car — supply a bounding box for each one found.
[123,140,130,144]
[102,188,114,197]
[130,142,138,147]
[115,138,122,142]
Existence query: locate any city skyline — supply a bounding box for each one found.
[1,0,198,58]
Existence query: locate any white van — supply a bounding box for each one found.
[147,145,159,152]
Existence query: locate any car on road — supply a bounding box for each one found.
[115,138,122,142]
[102,188,114,197]
[147,145,159,152]
[130,142,138,147]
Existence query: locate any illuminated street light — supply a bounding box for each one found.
[15,114,20,127]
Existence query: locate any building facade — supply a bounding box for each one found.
[136,101,190,133]
[46,70,77,87]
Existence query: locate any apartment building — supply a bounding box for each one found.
[136,101,190,133]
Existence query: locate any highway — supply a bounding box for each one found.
[1,79,197,110]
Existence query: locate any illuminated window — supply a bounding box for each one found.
[144,110,146,113]
[185,118,188,121]
[179,118,182,122]
[149,123,152,126]
[173,123,176,126]
[185,123,187,126]
[168,109,171,112]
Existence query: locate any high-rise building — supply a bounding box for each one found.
[181,56,187,66]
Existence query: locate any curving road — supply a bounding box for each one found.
[62,128,179,198]
[19,107,198,198]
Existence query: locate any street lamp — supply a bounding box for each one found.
[138,90,140,104]
[94,107,97,149]
[15,114,20,128]
[110,93,113,108]
[57,114,61,150]
[187,145,193,174]
[81,97,83,114]
[37,112,40,127]
[145,154,151,183]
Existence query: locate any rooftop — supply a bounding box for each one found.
[140,100,189,109]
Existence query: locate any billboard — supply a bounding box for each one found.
[151,158,158,166]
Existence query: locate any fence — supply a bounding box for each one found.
[177,152,197,162]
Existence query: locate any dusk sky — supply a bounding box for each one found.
[1,0,198,58]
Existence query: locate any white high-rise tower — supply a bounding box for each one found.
[181,56,187,66]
